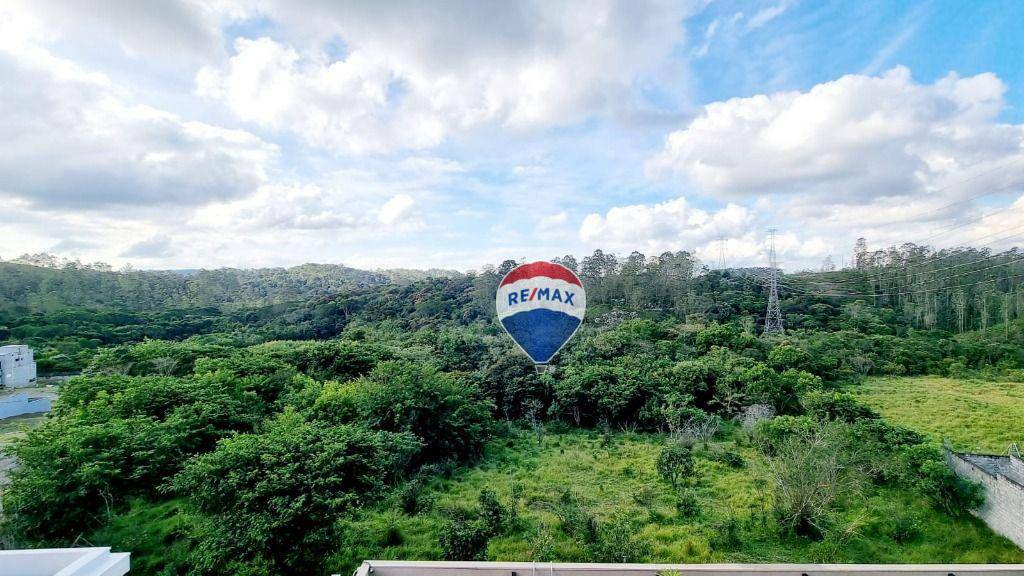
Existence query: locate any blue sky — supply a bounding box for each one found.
[2,0,1023,271]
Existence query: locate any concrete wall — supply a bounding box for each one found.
[0,344,37,388]
[0,392,51,419]
[0,547,129,576]
[947,451,1024,549]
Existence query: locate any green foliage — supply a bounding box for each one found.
[2,372,263,541]
[438,510,489,561]
[397,478,434,516]
[803,390,880,422]
[555,490,599,544]
[310,361,493,463]
[477,488,507,537]
[590,511,653,563]
[675,489,700,518]
[173,410,420,575]
[6,248,1024,573]
[895,444,984,515]
[656,442,695,488]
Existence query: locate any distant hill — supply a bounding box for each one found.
[0,259,393,315]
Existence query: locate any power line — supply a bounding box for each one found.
[778,256,1024,298]
[763,229,784,335]
[779,270,1024,299]
[791,227,1024,288]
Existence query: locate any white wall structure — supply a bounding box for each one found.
[352,561,1024,576]
[0,548,129,576]
[0,344,37,388]
[0,392,51,419]
[948,449,1024,550]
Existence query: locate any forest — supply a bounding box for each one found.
[1,241,1023,575]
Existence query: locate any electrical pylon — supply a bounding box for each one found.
[763,229,784,336]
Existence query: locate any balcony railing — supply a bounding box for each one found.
[351,561,1024,576]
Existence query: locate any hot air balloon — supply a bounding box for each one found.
[495,261,586,369]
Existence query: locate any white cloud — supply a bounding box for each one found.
[745,2,791,31]
[0,28,276,209]
[378,194,418,225]
[579,196,752,254]
[538,211,568,229]
[648,67,1024,208]
[196,0,693,153]
[6,0,238,62]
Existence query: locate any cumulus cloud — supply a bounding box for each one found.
[579,196,752,254]
[0,29,276,209]
[196,0,692,153]
[648,67,1024,208]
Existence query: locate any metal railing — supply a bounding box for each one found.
[352,561,1024,576]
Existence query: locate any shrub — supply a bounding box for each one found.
[752,415,816,455]
[709,450,745,469]
[556,491,598,544]
[171,411,420,574]
[764,422,865,539]
[802,391,878,423]
[439,510,489,561]
[310,361,493,463]
[877,504,922,544]
[477,488,507,537]
[632,484,656,512]
[529,525,557,562]
[896,445,984,515]
[657,442,696,488]
[675,489,700,519]
[397,478,433,516]
[709,514,741,549]
[590,511,652,563]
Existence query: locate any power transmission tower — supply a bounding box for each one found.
[763,229,784,336]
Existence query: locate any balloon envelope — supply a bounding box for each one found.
[495,261,586,364]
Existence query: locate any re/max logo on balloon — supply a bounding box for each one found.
[495,261,587,365]
[506,287,577,307]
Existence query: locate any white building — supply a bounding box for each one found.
[0,344,37,388]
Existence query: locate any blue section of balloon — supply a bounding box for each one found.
[500,308,582,364]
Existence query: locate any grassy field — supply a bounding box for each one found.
[324,427,1024,571]
[856,376,1024,453]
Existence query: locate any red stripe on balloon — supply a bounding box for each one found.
[499,261,582,288]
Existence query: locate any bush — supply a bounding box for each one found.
[529,525,556,562]
[310,361,493,463]
[657,441,696,488]
[876,504,921,544]
[590,511,652,563]
[172,411,420,575]
[555,491,598,544]
[397,478,433,515]
[709,514,741,549]
[802,391,879,423]
[477,488,507,537]
[752,415,816,455]
[439,510,489,561]
[675,489,700,518]
[896,445,984,515]
[764,422,865,539]
[709,450,745,469]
